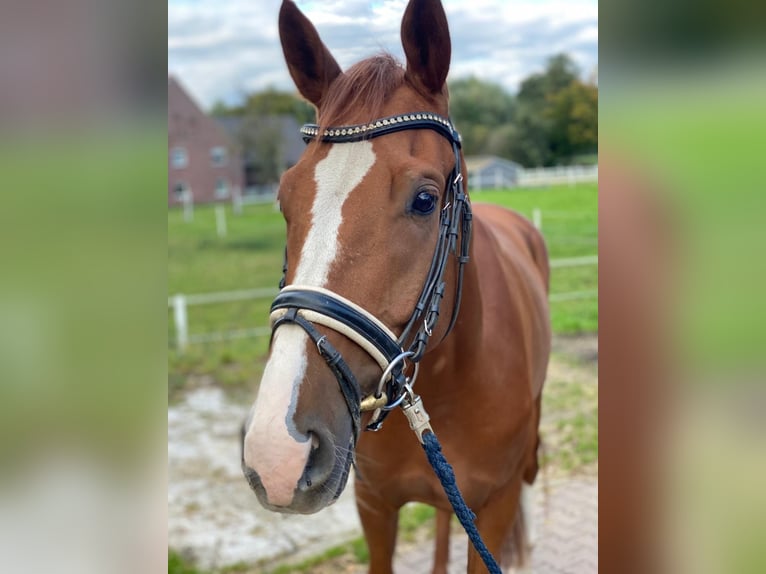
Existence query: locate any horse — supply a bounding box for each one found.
[241,1,551,572]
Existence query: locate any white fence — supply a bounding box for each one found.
[518,164,598,187]
[168,255,597,351]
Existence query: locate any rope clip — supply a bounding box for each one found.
[401,387,433,445]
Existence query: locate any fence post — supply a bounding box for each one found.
[173,294,188,352]
[532,207,542,231]
[183,190,194,222]
[232,186,243,215]
[215,204,227,238]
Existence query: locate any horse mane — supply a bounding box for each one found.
[317,53,405,131]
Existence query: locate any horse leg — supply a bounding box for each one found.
[518,394,543,559]
[465,477,524,574]
[355,479,399,574]
[504,482,538,574]
[519,482,537,554]
[432,509,451,574]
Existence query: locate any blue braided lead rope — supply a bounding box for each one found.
[422,432,502,574]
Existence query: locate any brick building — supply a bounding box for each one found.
[168,76,243,206]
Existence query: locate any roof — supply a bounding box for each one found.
[168,76,235,147]
[465,155,522,173]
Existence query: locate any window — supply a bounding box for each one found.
[171,147,188,169]
[174,182,189,200]
[215,178,229,199]
[210,146,227,166]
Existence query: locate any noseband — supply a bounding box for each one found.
[270,112,472,443]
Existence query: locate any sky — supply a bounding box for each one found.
[168,0,598,110]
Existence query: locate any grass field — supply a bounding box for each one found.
[168,183,597,391]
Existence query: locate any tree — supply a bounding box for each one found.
[517,54,579,113]
[209,100,232,116]
[211,88,314,185]
[546,80,598,160]
[448,77,516,157]
[445,54,593,166]
[244,88,314,125]
[239,116,283,185]
[506,107,552,167]
[511,53,596,166]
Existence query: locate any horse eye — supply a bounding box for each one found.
[411,190,437,216]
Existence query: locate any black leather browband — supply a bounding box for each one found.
[300,112,462,147]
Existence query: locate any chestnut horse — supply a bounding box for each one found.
[242,1,550,572]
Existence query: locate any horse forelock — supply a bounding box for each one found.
[318,53,406,132]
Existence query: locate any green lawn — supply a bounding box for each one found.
[168,201,286,394]
[168,183,597,390]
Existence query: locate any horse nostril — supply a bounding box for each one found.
[301,430,331,491]
[303,433,319,488]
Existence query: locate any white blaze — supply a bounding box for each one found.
[244,142,376,506]
[295,142,376,285]
[245,327,309,506]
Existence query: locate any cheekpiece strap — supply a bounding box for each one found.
[300,112,462,148]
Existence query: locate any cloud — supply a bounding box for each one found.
[168,0,597,109]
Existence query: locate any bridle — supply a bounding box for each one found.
[269,112,472,444]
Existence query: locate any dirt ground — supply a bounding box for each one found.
[551,332,598,377]
[168,333,598,573]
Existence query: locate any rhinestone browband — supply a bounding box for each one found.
[300,112,461,147]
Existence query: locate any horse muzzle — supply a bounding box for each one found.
[241,416,354,514]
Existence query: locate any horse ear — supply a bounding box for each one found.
[401,0,451,96]
[279,0,342,108]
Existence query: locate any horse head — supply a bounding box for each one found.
[242,0,464,514]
